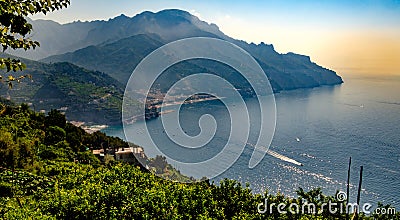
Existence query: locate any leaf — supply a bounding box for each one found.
[8,75,15,81]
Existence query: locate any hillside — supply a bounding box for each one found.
[0,54,133,124]
[41,34,165,85]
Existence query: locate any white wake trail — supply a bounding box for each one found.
[266,150,303,166]
[247,143,303,166]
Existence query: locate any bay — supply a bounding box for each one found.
[104,74,400,208]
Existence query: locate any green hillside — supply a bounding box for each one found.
[42,34,165,84]
[0,54,137,124]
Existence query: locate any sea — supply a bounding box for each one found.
[104,74,400,208]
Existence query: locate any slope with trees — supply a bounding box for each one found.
[0,54,132,124]
[0,0,70,87]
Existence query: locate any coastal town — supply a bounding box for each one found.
[123,92,221,123]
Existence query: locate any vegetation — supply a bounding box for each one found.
[0,0,70,87]
[0,3,395,219]
[0,56,139,124]
[0,101,398,219]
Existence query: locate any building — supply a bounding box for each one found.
[92,147,145,163]
[115,147,145,163]
[145,104,160,120]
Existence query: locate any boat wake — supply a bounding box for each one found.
[246,143,303,166]
[266,150,303,166]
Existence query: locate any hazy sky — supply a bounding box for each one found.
[31,0,400,76]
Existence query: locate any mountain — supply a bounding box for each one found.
[0,54,134,124]
[41,34,165,85]
[37,9,342,92]
[15,9,341,94]
[13,10,221,60]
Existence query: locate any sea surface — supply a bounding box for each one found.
[104,74,400,208]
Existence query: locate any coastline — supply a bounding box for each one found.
[69,121,109,134]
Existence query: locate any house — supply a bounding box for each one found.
[92,147,146,163]
[115,147,145,163]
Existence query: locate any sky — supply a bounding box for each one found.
[31,0,400,76]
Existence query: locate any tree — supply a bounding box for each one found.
[0,0,70,87]
[150,155,168,174]
[44,126,66,145]
[45,109,66,128]
[0,129,16,167]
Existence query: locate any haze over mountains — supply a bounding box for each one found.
[3,9,343,124]
[28,9,342,89]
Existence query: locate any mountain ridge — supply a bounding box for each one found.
[34,9,342,92]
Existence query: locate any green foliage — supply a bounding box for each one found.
[0,181,13,197]
[104,154,115,165]
[44,126,66,145]
[64,122,86,152]
[45,109,66,128]
[0,129,16,167]
[38,144,61,161]
[150,155,168,174]
[77,151,101,166]
[372,202,399,220]
[0,104,124,168]
[1,161,397,219]
[0,0,70,87]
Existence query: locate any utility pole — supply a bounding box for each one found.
[356,166,363,205]
[354,166,363,220]
[346,157,351,220]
